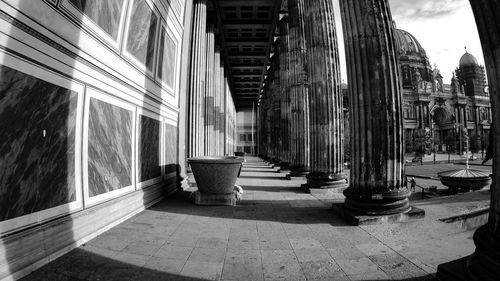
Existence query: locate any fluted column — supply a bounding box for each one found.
[187,0,207,158]
[436,1,500,280]
[213,48,221,155]
[303,0,347,190]
[220,61,225,155]
[204,25,215,155]
[340,0,410,214]
[279,16,291,171]
[288,0,309,177]
[270,41,281,163]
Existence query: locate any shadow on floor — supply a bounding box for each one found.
[411,189,490,207]
[21,247,208,281]
[22,245,436,281]
[149,191,352,227]
[238,175,286,180]
[240,185,303,193]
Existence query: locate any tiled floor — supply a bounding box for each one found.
[21,157,482,280]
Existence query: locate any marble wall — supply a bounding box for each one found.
[0,65,78,221]
[125,0,158,71]
[157,26,177,89]
[165,123,178,173]
[66,0,125,40]
[139,115,161,182]
[88,98,133,197]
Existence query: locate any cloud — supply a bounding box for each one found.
[389,0,469,20]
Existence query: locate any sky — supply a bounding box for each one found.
[332,0,484,84]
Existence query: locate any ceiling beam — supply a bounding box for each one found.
[224,23,270,29]
[218,0,274,7]
[257,0,282,107]
[225,38,269,43]
[229,52,267,58]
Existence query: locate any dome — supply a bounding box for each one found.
[459,52,479,67]
[394,29,428,58]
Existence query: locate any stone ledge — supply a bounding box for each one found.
[301,184,347,195]
[285,175,307,181]
[194,191,236,206]
[332,204,425,225]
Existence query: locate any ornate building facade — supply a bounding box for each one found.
[395,28,492,155]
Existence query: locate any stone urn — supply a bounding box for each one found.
[188,156,244,205]
[438,168,492,192]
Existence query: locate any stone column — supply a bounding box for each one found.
[436,1,500,280]
[288,0,309,178]
[340,0,412,215]
[303,0,347,190]
[204,25,215,156]
[188,0,207,158]
[213,47,221,155]
[279,16,291,172]
[218,60,225,155]
[271,41,281,164]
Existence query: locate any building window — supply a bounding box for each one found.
[403,106,409,119]
[240,134,246,141]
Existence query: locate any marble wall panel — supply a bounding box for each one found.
[66,0,125,40]
[164,123,178,173]
[138,115,161,182]
[0,65,78,221]
[125,0,158,72]
[88,98,132,197]
[157,26,177,90]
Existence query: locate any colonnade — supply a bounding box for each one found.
[187,0,236,159]
[259,0,409,215]
[258,0,500,278]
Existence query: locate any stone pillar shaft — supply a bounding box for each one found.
[218,60,227,155]
[464,1,500,279]
[279,16,291,170]
[213,48,221,155]
[288,0,309,176]
[271,40,281,163]
[204,26,215,156]
[188,0,207,158]
[340,0,410,214]
[303,0,346,189]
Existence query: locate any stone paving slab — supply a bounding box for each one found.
[20,156,481,280]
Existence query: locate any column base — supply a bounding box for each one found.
[343,188,412,215]
[303,172,348,193]
[436,257,468,281]
[194,191,237,206]
[332,203,425,225]
[287,166,309,180]
[286,174,307,180]
[277,162,291,173]
[436,225,500,281]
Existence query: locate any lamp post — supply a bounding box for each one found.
[481,124,485,160]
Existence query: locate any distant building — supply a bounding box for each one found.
[236,110,257,154]
[343,28,491,155]
[394,27,491,155]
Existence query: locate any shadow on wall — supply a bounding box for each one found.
[0,0,84,279]
[1,0,182,279]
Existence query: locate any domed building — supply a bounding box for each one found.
[456,50,488,97]
[394,28,491,155]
